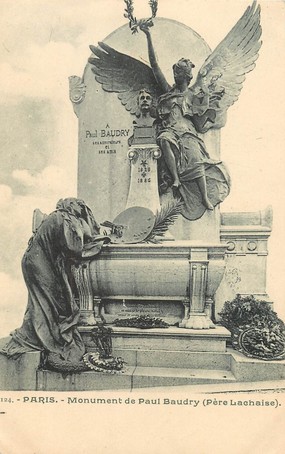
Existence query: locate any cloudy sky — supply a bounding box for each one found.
[0,0,285,336]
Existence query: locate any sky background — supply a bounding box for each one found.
[0,0,285,336]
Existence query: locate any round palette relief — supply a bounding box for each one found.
[110,207,155,243]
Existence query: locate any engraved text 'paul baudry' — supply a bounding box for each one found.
[85,123,130,155]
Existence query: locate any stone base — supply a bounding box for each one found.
[80,325,231,353]
[180,313,215,329]
[230,348,285,382]
[36,368,135,391]
[79,310,97,326]
[0,337,41,391]
[1,333,284,391]
[33,347,285,391]
[85,241,227,330]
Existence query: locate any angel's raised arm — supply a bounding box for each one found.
[140,24,170,94]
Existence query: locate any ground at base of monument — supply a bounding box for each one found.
[33,349,285,392]
[0,332,284,391]
[144,378,285,394]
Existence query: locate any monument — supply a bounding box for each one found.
[1,1,284,391]
[69,0,257,329]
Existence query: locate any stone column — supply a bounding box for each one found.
[71,261,98,326]
[126,144,161,213]
[180,247,215,329]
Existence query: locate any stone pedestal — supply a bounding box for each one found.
[0,338,41,391]
[126,144,161,213]
[72,242,227,329]
[215,206,273,317]
[68,16,272,338]
[180,248,214,329]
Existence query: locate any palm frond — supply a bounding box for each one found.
[144,199,183,243]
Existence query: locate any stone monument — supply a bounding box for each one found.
[68,0,260,330]
[1,1,284,391]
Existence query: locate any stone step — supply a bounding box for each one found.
[36,367,135,391]
[36,365,236,391]
[148,379,285,394]
[112,349,232,371]
[229,348,285,382]
[2,336,284,391]
[80,325,231,353]
[132,366,236,389]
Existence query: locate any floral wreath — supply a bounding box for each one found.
[124,0,158,34]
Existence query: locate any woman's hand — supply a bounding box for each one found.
[139,19,152,36]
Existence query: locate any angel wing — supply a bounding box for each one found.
[88,42,162,115]
[190,1,262,132]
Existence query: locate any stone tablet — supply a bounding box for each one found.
[70,18,220,234]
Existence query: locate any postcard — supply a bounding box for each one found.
[0,1,284,453]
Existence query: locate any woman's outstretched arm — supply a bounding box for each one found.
[140,24,170,94]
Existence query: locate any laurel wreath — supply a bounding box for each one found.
[114,315,169,329]
[124,0,158,34]
[83,352,125,374]
[219,295,285,361]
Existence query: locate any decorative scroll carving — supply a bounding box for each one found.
[128,146,161,164]
[69,75,86,104]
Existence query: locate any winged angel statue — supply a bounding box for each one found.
[89,2,261,220]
